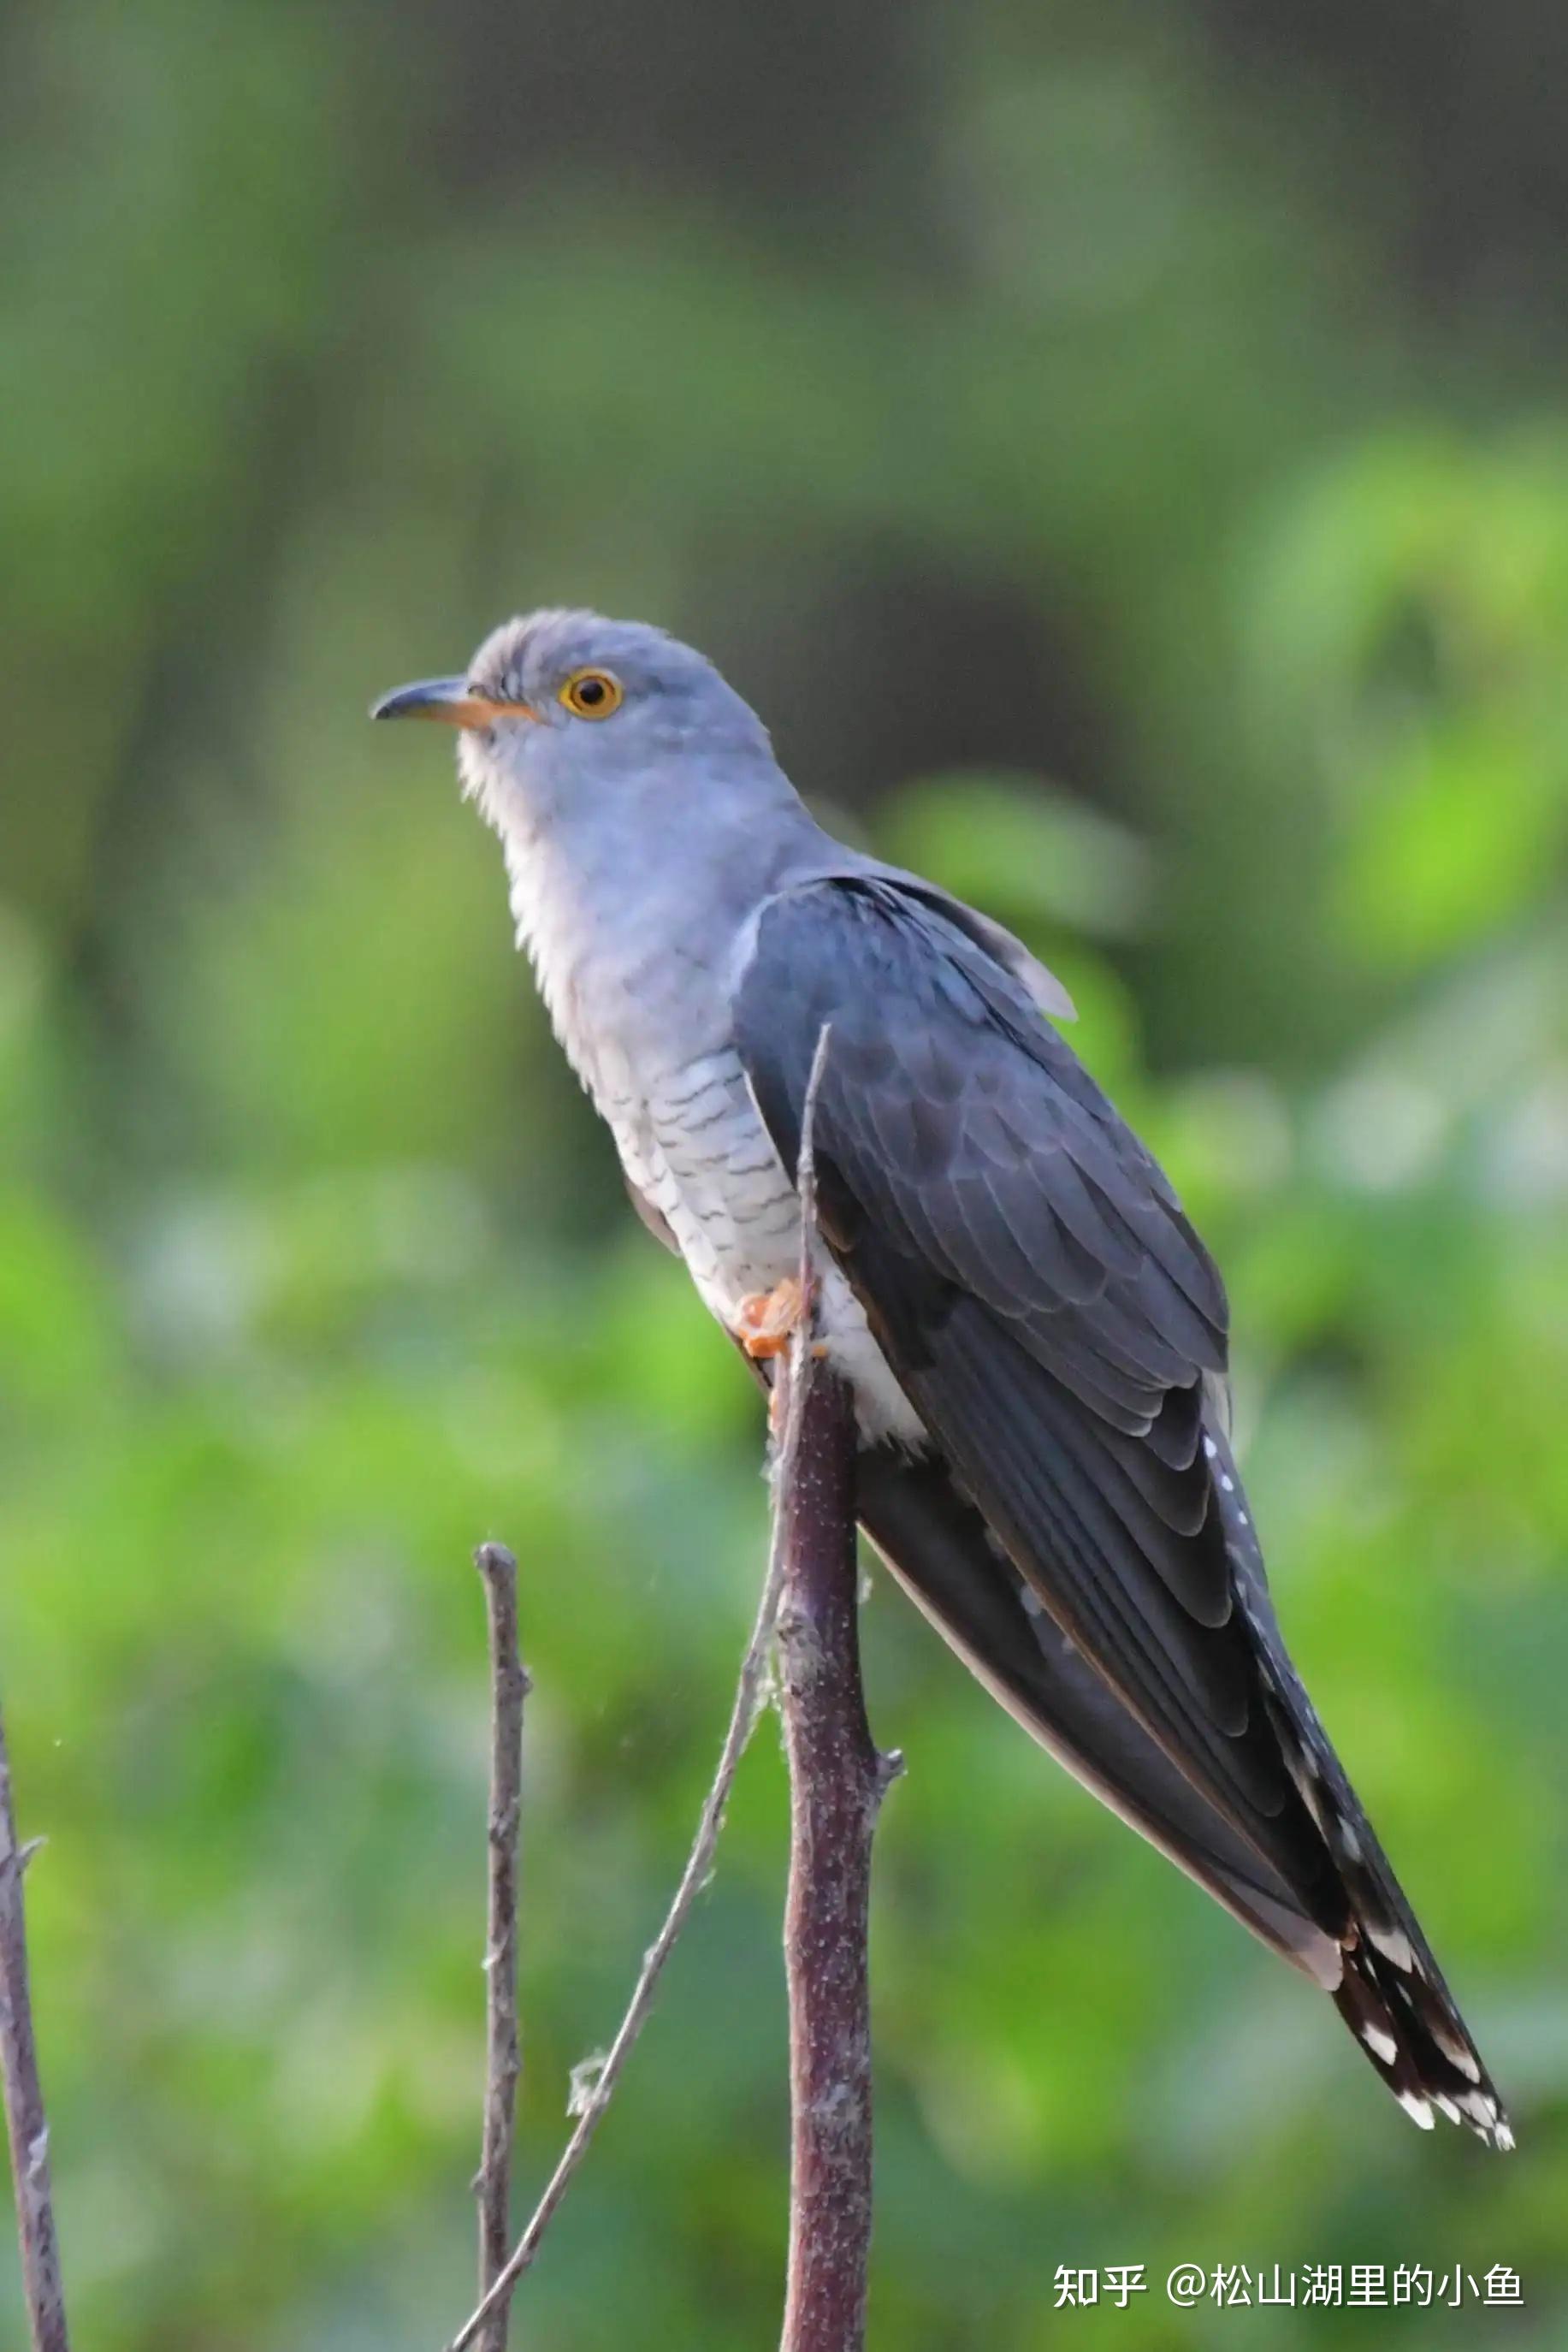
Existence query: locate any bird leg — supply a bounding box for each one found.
[735,1276,805,1360]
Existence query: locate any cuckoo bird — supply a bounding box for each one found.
[374,608,1510,2148]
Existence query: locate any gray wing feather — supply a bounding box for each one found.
[736,875,1340,1916]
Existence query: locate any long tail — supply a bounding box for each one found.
[856,1443,1512,2149]
[1245,1585,1513,2147]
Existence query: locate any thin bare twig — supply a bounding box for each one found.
[0,1700,70,2352]
[776,1030,899,2352]
[442,1502,790,2352]
[473,1543,529,2352]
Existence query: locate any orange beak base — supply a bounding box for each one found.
[370,677,537,727]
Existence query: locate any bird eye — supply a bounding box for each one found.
[559,668,623,720]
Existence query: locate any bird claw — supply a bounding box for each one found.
[736,1276,805,1360]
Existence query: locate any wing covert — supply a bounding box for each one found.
[737,875,1228,1431]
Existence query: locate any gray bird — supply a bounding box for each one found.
[374,609,1511,2148]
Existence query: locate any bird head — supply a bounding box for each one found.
[372,608,781,845]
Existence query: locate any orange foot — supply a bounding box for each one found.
[735,1276,805,1360]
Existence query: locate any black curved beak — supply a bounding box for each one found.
[370,677,537,726]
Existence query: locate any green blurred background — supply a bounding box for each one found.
[3,1,1566,2344]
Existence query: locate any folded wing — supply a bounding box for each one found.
[734,875,1509,2143]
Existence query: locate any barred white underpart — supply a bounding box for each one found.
[619,1047,927,1449]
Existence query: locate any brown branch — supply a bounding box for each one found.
[473,1543,529,2352]
[441,1508,790,2352]
[774,1351,896,2352]
[0,1701,70,2352]
[775,1037,899,2352]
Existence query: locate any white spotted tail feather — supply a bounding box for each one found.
[1317,1797,1512,2148]
[1241,1593,1512,2149]
[1191,1409,1513,2151]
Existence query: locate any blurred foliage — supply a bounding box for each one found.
[2,0,1566,2345]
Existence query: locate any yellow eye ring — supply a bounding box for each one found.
[559,668,623,720]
